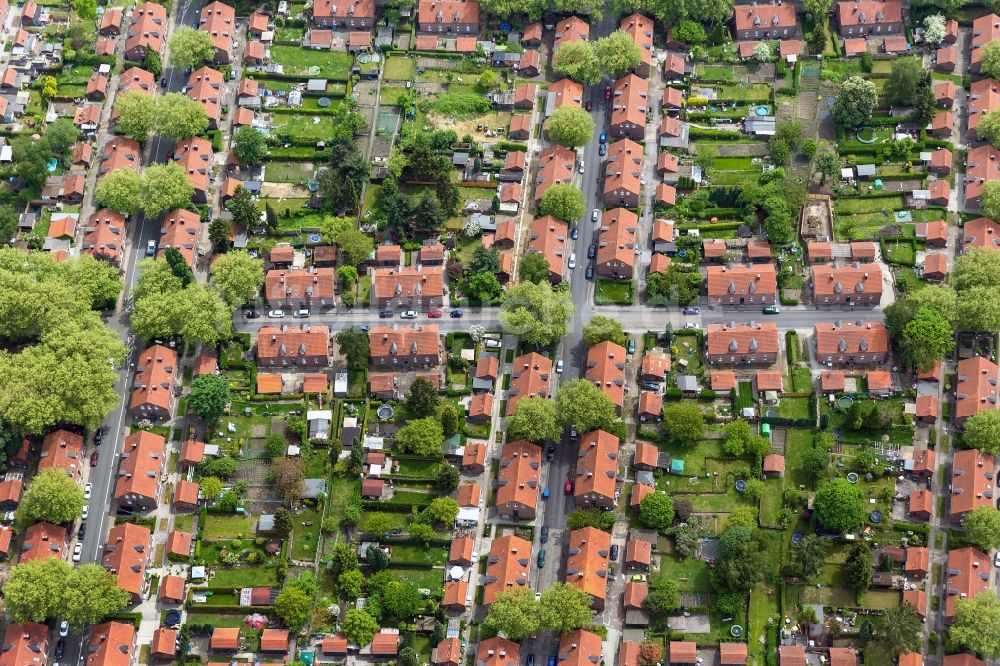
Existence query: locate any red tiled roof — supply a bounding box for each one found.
[566,527,610,603]
[950,448,995,519]
[86,622,135,666]
[483,534,531,605]
[944,547,991,619]
[103,522,150,597]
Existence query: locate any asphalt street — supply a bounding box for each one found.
[62,1,203,662]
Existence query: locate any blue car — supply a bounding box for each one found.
[599,132,607,144]
[599,143,607,156]
[542,487,550,499]
[549,656,557,666]
[571,226,579,240]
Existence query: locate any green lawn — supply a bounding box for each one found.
[269,45,353,79]
[384,55,416,81]
[748,583,779,664]
[174,515,194,534]
[384,567,444,590]
[789,368,813,393]
[882,239,916,265]
[776,397,812,421]
[359,511,408,532]
[801,585,899,609]
[655,556,711,594]
[290,507,322,561]
[834,195,904,215]
[595,279,635,305]
[208,566,279,587]
[272,114,342,142]
[201,514,256,540]
[390,543,448,565]
[325,476,359,531]
[395,458,444,477]
[758,478,784,525]
[184,612,250,628]
[263,161,316,183]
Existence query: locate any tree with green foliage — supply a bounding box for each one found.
[45,119,80,156]
[383,581,424,619]
[463,272,503,302]
[188,374,230,423]
[833,76,878,127]
[661,402,705,445]
[951,593,1000,657]
[406,377,440,418]
[803,0,832,19]
[411,190,447,235]
[881,603,923,656]
[552,41,602,84]
[809,21,827,55]
[672,20,706,44]
[366,543,389,570]
[711,525,767,595]
[844,542,873,593]
[342,609,379,646]
[647,266,702,306]
[436,464,460,492]
[769,137,791,165]
[12,137,50,191]
[61,564,132,628]
[500,280,574,346]
[95,168,141,213]
[155,93,210,140]
[208,217,231,252]
[814,478,865,532]
[910,73,936,127]
[336,327,369,373]
[211,250,264,308]
[18,467,84,524]
[963,411,1000,455]
[566,507,617,531]
[644,579,679,614]
[140,163,195,218]
[168,26,216,70]
[225,185,260,233]
[439,403,459,438]
[483,588,540,640]
[338,569,364,600]
[364,513,394,538]
[231,126,269,165]
[113,91,157,143]
[164,247,194,287]
[539,183,586,222]
[884,57,924,105]
[470,245,500,274]
[333,227,373,267]
[815,145,840,184]
[787,534,825,583]
[899,307,955,371]
[274,584,312,631]
[273,506,293,534]
[979,40,1000,80]
[554,379,619,434]
[200,476,223,502]
[144,49,162,76]
[639,492,675,530]
[963,506,1000,552]
[519,251,552,284]
[394,418,444,456]
[539,583,594,632]
[546,106,596,148]
[594,30,642,77]
[319,137,370,213]
[132,281,232,345]
[199,454,237,478]
[478,0,545,18]
[506,396,561,442]
[4,559,130,628]
[581,316,629,347]
[424,497,459,525]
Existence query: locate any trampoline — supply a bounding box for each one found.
[791,532,804,544]
[870,510,884,523]
[856,127,878,143]
[847,472,860,484]
[377,404,395,420]
[735,479,747,493]
[838,396,854,410]
[730,625,744,638]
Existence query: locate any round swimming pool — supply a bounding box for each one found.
[754,105,770,116]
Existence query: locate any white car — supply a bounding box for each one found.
[267,310,285,318]
[684,322,700,330]
[400,310,417,319]
[81,505,89,520]
[83,483,92,500]
[995,552,1000,567]
[578,160,585,174]
[59,621,69,637]
[72,543,82,562]
[555,360,564,374]
[568,253,576,269]
[592,209,600,222]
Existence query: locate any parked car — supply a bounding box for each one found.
[81,505,89,520]
[603,86,612,99]
[537,550,545,567]
[642,381,662,391]
[599,143,607,156]
[72,543,82,562]
[568,253,576,269]
[77,523,86,539]
[540,526,549,543]
[244,310,260,319]
[627,339,635,355]
[587,244,597,259]
[145,240,156,256]
[586,265,594,280]
[578,160,585,174]
[59,621,69,637]
[357,325,369,333]
[93,428,104,444]
[682,306,701,315]
[585,100,592,111]
[83,483,92,500]
[762,305,780,315]
[527,656,535,666]
[267,310,285,318]
[400,310,417,319]
[55,641,65,660]
[542,487,550,499]
[90,451,99,466]
[555,360,564,374]
[564,479,573,494]
[292,309,309,318]
[609,544,619,561]
[547,444,555,462]
[427,309,443,318]
[379,310,393,319]
[599,132,607,143]
[684,322,700,329]
[592,209,600,222]
[449,309,463,318]
[571,226,579,240]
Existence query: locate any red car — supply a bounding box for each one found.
[585,100,593,111]
[427,309,443,319]
[564,479,573,495]
[90,451,99,467]
[603,86,612,100]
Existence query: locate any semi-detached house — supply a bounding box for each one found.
[129,344,177,421]
[566,527,611,610]
[115,431,166,512]
[574,430,619,509]
[496,440,541,520]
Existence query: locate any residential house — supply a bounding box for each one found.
[38,429,84,481]
[102,522,151,603]
[916,395,939,424]
[507,352,551,414]
[566,528,611,610]
[955,356,998,427]
[916,220,948,248]
[734,2,797,40]
[19,522,67,562]
[813,321,889,366]
[368,324,440,368]
[495,440,541,520]
[534,145,575,203]
[0,623,49,666]
[706,263,778,305]
[129,344,177,420]
[620,13,653,78]
[836,0,904,36]
[586,341,626,413]
[174,480,199,511]
[99,136,141,179]
[574,430,619,508]
[186,67,224,129]
[86,622,136,666]
[264,267,336,312]
[964,144,1000,210]
[944,547,992,621]
[610,75,648,140]
[477,637,519,666]
[417,0,479,33]
[124,2,167,61]
[554,15,589,49]
[811,262,884,306]
[971,13,1000,74]
[950,448,995,521]
[157,209,201,269]
[527,215,568,283]
[371,266,445,310]
[547,78,583,111]
[705,321,779,366]
[604,146,642,208]
[173,137,212,203]
[256,325,331,368]
[114,431,165,511]
[596,208,637,279]
[963,216,1000,251]
[482,535,531,605]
